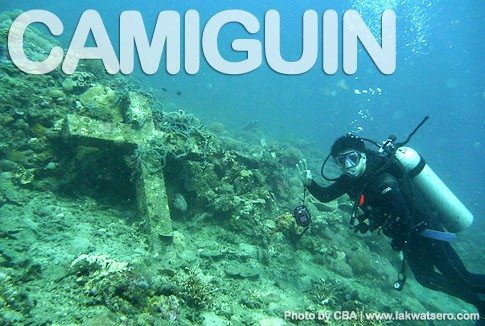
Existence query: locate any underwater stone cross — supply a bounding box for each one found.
[62,92,172,253]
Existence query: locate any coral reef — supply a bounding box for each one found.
[174,266,217,308]
[62,71,97,93]
[79,85,123,122]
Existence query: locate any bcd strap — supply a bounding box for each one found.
[419,229,456,242]
[408,155,426,178]
[350,196,360,226]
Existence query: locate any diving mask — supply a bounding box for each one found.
[334,151,362,169]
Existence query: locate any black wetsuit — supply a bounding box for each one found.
[307,151,485,321]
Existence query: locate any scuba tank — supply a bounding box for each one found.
[394,146,474,232]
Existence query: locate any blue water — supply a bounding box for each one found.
[2,0,484,224]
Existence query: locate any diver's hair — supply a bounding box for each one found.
[330,133,366,157]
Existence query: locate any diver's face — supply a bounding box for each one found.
[334,150,367,178]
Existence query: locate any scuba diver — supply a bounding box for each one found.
[296,121,485,324]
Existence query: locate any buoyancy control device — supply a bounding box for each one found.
[321,116,474,233]
[368,116,474,233]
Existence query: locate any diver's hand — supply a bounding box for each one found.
[296,159,313,186]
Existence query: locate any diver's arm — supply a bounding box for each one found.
[306,178,347,203]
[297,159,347,201]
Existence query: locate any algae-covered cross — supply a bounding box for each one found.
[62,91,171,253]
